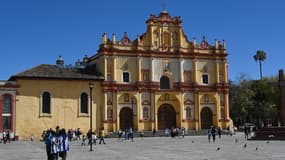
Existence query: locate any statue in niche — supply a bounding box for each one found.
[163,60,170,72]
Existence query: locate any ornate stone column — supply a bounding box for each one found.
[179,59,184,82]
[193,59,197,83]
[112,91,117,131]
[194,91,200,131]
[112,56,116,81]
[136,92,142,130]
[216,61,220,83]
[137,57,142,81]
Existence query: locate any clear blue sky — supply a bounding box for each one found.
[1,0,285,81]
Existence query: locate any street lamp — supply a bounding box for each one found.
[89,82,94,151]
[131,97,135,131]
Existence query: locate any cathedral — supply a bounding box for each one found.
[0,10,231,140]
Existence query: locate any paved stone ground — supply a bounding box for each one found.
[0,132,285,160]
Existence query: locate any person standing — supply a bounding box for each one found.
[217,127,222,138]
[92,131,97,145]
[99,129,106,144]
[58,129,69,160]
[2,130,7,144]
[152,128,156,137]
[129,127,134,142]
[211,126,216,143]
[43,130,52,160]
[87,130,92,146]
[139,130,144,139]
[118,129,122,141]
[50,130,59,160]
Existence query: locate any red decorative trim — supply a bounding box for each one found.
[182,119,198,122]
[101,81,229,94]
[98,48,227,60]
[102,120,117,123]
[184,99,194,105]
[219,119,230,122]
[139,119,154,123]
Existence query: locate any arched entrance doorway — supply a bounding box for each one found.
[119,107,133,130]
[158,104,176,130]
[200,107,213,129]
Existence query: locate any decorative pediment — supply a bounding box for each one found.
[200,36,209,49]
[184,99,194,105]
[98,11,227,55]
[142,100,150,105]
[146,11,182,25]
[119,32,132,45]
[107,99,112,105]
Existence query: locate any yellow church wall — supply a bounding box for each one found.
[115,57,138,83]
[181,121,197,130]
[197,61,217,82]
[155,93,181,128]
[15,79,103,140]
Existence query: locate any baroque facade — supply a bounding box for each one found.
[3,11,231,139]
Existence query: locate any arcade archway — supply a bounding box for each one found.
[158,104,176,130]
[119,107,133,130]
[200,107,213,129]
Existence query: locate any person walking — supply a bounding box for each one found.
[244,126,249,140]
[181,127,185,138]
[99,129,106,144]
[207,129,211,143]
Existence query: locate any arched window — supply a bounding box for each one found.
[143,107,149,119]
[42,92,51,114]
[160,76,170,89]
[80,93,88,114]
[185,107,191,119]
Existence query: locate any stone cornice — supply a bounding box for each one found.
[101,81,229,93]
[98,47,227,60]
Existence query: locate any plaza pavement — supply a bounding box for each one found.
[0,132,285,160]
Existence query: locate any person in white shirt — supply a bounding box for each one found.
[58,128,69,160]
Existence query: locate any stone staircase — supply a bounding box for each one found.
[105,129,215,138]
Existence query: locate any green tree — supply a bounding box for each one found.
[253,50,267,80]
[230,75,279,128]
[230,77,255,126]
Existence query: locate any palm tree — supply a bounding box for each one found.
[253,50,267,80]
